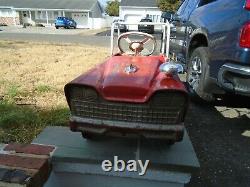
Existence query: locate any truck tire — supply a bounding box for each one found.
[186,47,215,102]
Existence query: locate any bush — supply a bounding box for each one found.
[157,0,182,12]
[105,0,120,16]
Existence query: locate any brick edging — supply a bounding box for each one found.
[0,143,55,187]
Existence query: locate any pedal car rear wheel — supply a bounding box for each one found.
[166,140,175,145]
[81,132,99,140]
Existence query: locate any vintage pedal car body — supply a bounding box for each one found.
[65,21,189,143]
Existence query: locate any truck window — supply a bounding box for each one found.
[180,0,199,21]
[199,0,217,6]
[176,0,189,16]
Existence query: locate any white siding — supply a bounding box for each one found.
[90,17,107,29]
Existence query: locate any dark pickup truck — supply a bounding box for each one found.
[170,0,250,101]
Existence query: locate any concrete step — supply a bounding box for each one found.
[33,127,200,187]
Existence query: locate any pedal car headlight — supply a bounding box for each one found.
[159,61,184,75]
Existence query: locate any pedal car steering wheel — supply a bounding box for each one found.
[118,32,156,56]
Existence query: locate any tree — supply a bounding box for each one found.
[105,0,120,16]
[157,0,182,12]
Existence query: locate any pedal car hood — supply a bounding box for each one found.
[65,55,187,103]
[101,56,161,100]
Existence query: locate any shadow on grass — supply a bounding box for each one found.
[0,101,70,144]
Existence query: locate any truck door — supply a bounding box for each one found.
[170,0,199,63]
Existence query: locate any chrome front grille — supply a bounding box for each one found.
[69,87,187,125]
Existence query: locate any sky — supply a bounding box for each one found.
[99,0,108,6]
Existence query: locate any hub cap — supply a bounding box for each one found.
[187,56,202,90]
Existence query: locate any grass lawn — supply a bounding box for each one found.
[0,40,108,143]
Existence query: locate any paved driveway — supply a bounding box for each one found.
[0,27,165,49]
[0,25,107,35]
[186,97,250,187]
[0,26,110,47]
[0,33,110,47]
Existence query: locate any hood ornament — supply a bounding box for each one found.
[124,64,138,74]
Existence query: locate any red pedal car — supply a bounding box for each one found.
[64,21,189,144]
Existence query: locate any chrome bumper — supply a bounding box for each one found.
[218,63,250,96]
[70,116,184,141]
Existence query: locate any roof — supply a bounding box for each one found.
[120,0,158,7]
[0,0,98,10]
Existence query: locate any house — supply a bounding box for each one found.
[119,0,162,30]
[0,0,105,29]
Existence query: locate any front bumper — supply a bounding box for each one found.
[70,116,184,142]
[218,63,250,96]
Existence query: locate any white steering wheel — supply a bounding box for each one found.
[117,32,156,56]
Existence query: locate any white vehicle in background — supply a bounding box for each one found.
[113,19,127,32]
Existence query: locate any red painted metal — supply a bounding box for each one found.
[240,21,250,48]
[245,0,250,10]
[65,55,187,103]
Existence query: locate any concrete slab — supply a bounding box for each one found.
[140,137,199,173]
[33,127,200,187]
[33,127,138,162]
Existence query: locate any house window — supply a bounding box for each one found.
[54,11,58,18]
[1,9,12,17]
[48,12,54,20]
[35,11,46,20]
[54,11,62,19]
[41,11,47,19]
[35,11,62,20]
[48,11,62,20]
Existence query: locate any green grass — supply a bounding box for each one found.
[0,82,69,143]
[6,84,20,98]
[35,84,52,93]
[0,101,70,143]
[2,83,31,103]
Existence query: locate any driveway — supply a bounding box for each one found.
[0,27,165,48]
[176,72,250,186]
[0,25,108,35]
[0,26,110,47]
[185,96,250,187]
[0,33,110,47]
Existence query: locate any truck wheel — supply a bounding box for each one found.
[186,47,215,102]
